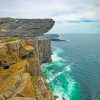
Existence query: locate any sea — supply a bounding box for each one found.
[41,34,100,100]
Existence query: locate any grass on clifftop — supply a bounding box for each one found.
[0,37,20,43]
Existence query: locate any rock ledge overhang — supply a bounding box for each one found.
[0,18,55,37]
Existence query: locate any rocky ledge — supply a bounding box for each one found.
[0,18,55,37]
[0,18,55,100]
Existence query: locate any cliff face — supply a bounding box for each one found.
[38,36,52,64]
[0,18,55,100]
[0,18,55,37]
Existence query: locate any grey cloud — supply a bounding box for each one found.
[66,18,100,23]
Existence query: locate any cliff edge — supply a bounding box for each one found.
[0,18,55,37]
[0,18,55,100]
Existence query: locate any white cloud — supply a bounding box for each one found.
[0,0,100,34]
[0,0,99,20]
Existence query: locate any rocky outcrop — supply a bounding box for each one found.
[0,18,55,37]
[0,18,55,100]
[0,38,55,100]
[38,36,52,64]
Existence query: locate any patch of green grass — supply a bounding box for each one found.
[0,37,20,43]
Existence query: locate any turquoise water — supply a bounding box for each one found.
[41,34,100,100]
[41,47,81,100]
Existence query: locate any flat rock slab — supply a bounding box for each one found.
[0,18,55,37]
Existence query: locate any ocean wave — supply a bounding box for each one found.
[41,46,81,100]
[51,54,62,61]
[64,65,72,71]
[47,64,72,83]
[47,71,63,83]
[52,46,65,55]
[54,88,70,100]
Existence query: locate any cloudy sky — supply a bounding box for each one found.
[0,0,100,34]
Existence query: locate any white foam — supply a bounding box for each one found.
[41,46,78,100]
[65,65,71,71]
[47,71,63,83]
[47,65,72,83]
[53,87,70,100]
[52,47,64,54]
[51,54,62,61]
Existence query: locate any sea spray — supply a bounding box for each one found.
[41,47,81,100]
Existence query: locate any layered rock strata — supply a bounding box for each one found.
[0,18,55,37]
[0,38,55,100]
[0,18,55,100]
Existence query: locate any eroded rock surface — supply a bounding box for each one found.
[0,18,55,37]
[0,38,55,100]
[0,18,55,100]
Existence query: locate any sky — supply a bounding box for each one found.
[0,0,100,34]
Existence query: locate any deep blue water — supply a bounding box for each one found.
[41,34,100,100]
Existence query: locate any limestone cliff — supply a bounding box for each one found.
[0,18,55,100]
[0,18,55,37]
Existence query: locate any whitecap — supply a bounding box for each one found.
[51,54,62,61]
[64,65,71,71]
[47,71,63,83]
[53,87,70,100]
